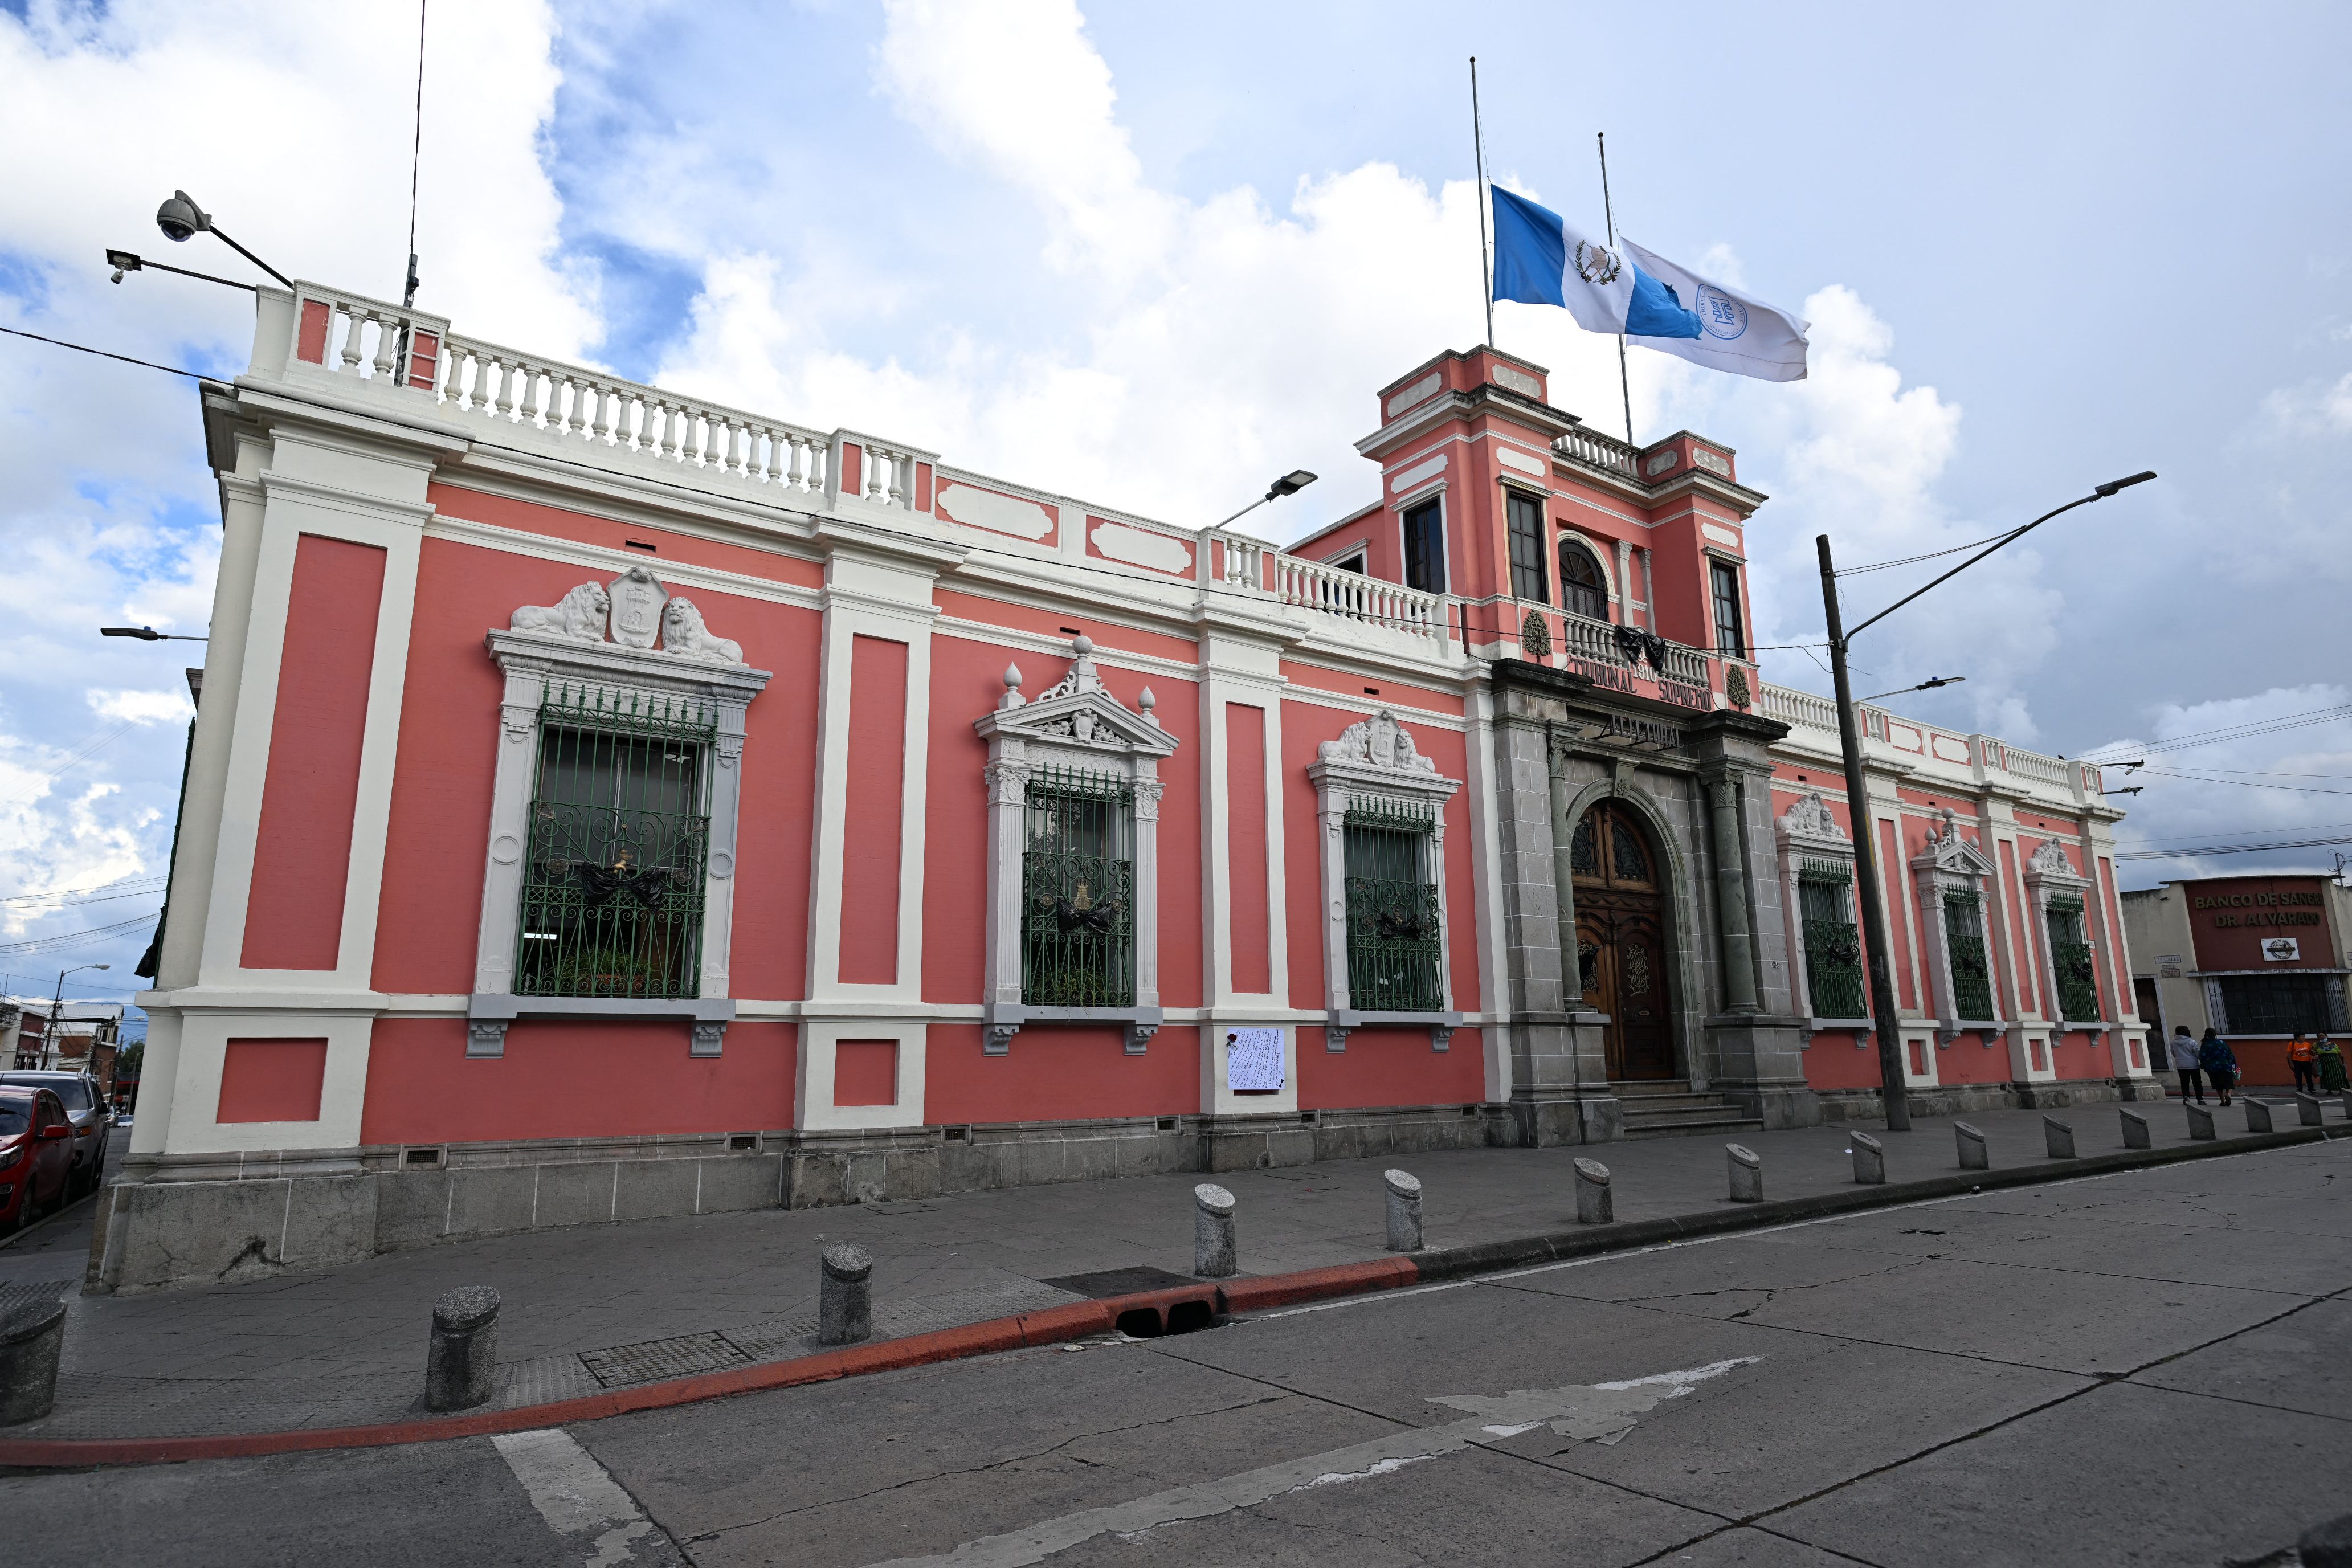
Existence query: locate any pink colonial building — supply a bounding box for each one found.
[105,281,2158,1289]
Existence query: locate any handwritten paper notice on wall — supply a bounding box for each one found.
[1226,1028,1285,1093]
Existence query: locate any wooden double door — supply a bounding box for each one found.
[1571,801,1676,1080]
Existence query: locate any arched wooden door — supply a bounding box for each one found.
[1571,801,1676,1080]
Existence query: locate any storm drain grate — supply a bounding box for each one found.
[578,1331,751,1389]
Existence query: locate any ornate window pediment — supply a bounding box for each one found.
[1915,808,1998,879]
[973,636,1176,1054]
[1908,808,2002,1039]
[469,569,769,1059]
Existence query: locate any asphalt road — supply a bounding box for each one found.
[7,1136,2349,1567]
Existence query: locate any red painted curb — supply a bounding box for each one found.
[1218,1256,1422,1312]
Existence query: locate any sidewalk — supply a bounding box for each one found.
[2,1097,2343,1446]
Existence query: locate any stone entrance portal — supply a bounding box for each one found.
[1572,801,1676,1081]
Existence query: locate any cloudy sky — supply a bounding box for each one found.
[3,0,2349,1017]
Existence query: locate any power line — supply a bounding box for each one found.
[0,877,168,908]
[0,324,209,381]
[0,717,142,809]
[2138,767,2352,797]
[2079,703,2352,763]
[404,0,428,307]
[1832,524,2034,577]
[2115,834,2352,862]
[0,886,169,913]
[0,913,158,956]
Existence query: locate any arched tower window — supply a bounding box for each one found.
[1558,540,1609,622]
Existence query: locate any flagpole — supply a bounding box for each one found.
[1597,131,1634,444]
[1471,57,1493,348]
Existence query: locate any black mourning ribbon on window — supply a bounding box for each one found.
[1820,933,1862,967]
[1042,883,1124,935]
[1375,903,1428,942]
[2061,950,2097,983]
[1957,950,1989,978]
[1610,626,1672,669]
[579,858,675,909]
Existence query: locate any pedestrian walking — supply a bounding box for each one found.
[2199,1028,2239,1107]
[2318,1034,2348,1094]
[2169,1024,2205,1103]
[2289,1033,2319,1095]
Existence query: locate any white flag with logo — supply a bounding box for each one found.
[1621,240,1810,382]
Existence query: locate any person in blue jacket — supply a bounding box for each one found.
[2198,1028,2239,1107]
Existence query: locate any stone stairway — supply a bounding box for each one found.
[1614,1081,1765,1140]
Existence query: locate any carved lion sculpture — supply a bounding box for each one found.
[662,597,744,664]
[511,582,609,642]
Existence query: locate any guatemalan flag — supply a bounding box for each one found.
[1489,185,1810,382]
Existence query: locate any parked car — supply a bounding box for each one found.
[0,1070,109,1198]
[0,1086,74,1234]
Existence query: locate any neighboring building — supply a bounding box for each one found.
[2122,874,2352,1083]
[5,999,126,1082]
[107,280,2155,1291]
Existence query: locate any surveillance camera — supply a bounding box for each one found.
[156,190,209,243]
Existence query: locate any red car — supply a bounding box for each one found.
[0,1086,74,1234]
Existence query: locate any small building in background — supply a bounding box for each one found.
[2121,875,2352,1083]
[4,999,126,1092]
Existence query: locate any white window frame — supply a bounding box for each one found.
[2024,837,2105,1043]
[973,635,1178,1055]
[1309,710,1461,1052]
[470,567,770,1059]
[1775,791,1868,1044]
[1908,808,2004,1046]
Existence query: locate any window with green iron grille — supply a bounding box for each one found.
[1022,765,1135,1007]
[2045,897,2098,1021]
[515,684,713,999]
[1797,861,1865,1018]
[1344,796,1443,1012]
[1944,891,1995,1019]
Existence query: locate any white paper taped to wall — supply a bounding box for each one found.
[1226,1028,1285,1092]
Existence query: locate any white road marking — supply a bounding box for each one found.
[863,1358,1758,1568]
[492,1427,658,1566]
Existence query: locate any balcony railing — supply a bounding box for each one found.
[1554,427,1641,479]
[1208,529,1451,651]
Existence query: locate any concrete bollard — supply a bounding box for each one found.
[1382,1169,1423,1252]
[424,1285,501,1413]
[2298,1092,2325,1128]
[2342,1089,2352,1121]
[2186,1101,2216,1141]
[1850,1132,1886,1185]
[819,1243,874,1346]
[0,1299,67,1427]
[1954,1121,1988,1171]
[2120,1108,2151,1150]
[1573,1157,1614,1224]
[2298,1510,2352,1568]
[1726,1144,1763,1203]
[1194,1183,1238,1277]
[2043,1116,2076,1160]
[2245,1098,2275,1134]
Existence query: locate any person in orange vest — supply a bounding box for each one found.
[2289,1033,2319,1095]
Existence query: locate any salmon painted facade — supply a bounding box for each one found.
[107,280,2157,1289]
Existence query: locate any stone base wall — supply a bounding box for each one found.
[1814,1076,2167,1124]
[91,1103,1514,1293]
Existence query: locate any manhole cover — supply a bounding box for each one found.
[1039,1265,1199,1299]
[578,1331,751,1389]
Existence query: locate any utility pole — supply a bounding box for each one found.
[1818,536,1912,1130]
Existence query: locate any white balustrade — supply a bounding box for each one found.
[1271,552,1448,647]
[283,281,448,392]
[430,333,832,498]
[1759,683,1840,733]
[1554,427,1640,478]
[856,442,917,511]
[2004,746,2071,788]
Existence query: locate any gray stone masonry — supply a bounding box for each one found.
[2044,1117,2076,1159]
[0,1298,66,1425]
[424,1285,499,1414]
[2121,1108,2152,1149]
[1851,1131,1886,1185]
[1573,1157,1612,1224]
[1382,1169,1423,1252]
[1956,1121,1990,1170]
[818,1243,872,1346]
[1726,1143,1763,1203]
[1193,1183,1237,1277]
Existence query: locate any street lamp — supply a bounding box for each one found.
[1818,471,2155,1132]
[100,626,209,642]
[44,964,109,1071]
[1214,470,1318,529]
[1859,675,1966,703]
[151,190,293,289]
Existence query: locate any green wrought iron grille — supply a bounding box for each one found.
[1344,796,1443,1013]
[1943,891,1995,1019]
[1022,765,1136,1007]
[1797,862,1865,1018]
[2046,897,2098,1022]
[514,685,713,999]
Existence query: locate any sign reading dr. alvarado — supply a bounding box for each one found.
[2186,876,2335,970]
